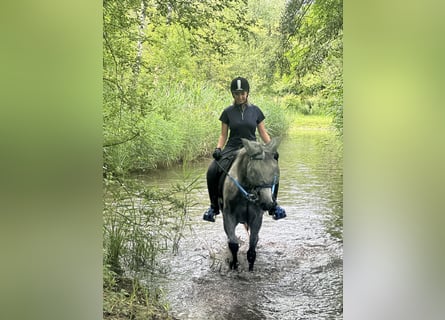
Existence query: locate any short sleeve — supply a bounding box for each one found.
[219,108,229,124]
[256,107,265,124]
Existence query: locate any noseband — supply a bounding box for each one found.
[247,175,278,202]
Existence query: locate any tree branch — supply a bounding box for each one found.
[104,131,140,148]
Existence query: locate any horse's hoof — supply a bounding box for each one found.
[248,264,254,272]
[230,261,238,270]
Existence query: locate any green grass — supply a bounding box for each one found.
[103,265,173,320]
[290,114,335,133]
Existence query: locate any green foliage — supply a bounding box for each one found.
[276,0,343,135]
[104,82,225,174]
[280,93,330,115]
[251,95,291,137]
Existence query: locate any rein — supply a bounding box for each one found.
[215,156,277,202]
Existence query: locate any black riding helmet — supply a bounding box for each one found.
[230,77,250,93]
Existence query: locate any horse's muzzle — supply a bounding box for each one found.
[256,188,275,211]
[260,201,275,211]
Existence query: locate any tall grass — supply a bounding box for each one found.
[251,95,291,138]
[104,82,219,175]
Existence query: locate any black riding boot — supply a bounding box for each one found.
[203,160,221,222]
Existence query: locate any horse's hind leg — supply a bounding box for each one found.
[223,208,240,270]
[228,242,239,270]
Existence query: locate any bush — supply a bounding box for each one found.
[281,94,310,115]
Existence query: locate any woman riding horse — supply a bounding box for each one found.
[203,77,286,222]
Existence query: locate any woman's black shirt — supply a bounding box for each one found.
[219,103,265,152]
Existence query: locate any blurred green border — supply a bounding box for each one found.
[346,1,445,319]
[1,1,445,319]
[0,1,102,320]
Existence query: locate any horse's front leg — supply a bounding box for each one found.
[223,208,239,270]
[228,242,239,270]
[247,216,262,271]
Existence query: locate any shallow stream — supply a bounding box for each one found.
[140,126,343,319]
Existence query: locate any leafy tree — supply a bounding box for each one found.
[277,0,343,135]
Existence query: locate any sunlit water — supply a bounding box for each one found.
[139,126,343,319]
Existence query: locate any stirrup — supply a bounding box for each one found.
[203,207,219,222]
[270,206,286,220]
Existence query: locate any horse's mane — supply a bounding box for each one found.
[228,148,248,183]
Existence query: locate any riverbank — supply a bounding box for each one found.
[103,266,175,320]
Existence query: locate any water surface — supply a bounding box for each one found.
[141,125,343,319]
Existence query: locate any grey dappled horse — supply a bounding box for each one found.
[221,138,280,271]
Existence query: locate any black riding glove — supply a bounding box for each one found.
[213,148,222,160]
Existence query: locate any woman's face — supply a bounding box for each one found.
[232,91,248,105]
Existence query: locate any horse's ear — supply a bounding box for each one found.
[241,138,262,156]
[265,137,281,153]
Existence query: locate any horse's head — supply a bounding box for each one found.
[241,138,280,211]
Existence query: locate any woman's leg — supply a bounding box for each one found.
[206,160,220,211]
[203,160,220,222]
[269,156,287,220]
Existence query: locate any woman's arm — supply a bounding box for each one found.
[257,121,271,144]
[216,122,229,149]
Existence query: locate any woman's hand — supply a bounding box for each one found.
[212,148,222,160]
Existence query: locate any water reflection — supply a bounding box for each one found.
[139,127,343,319]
